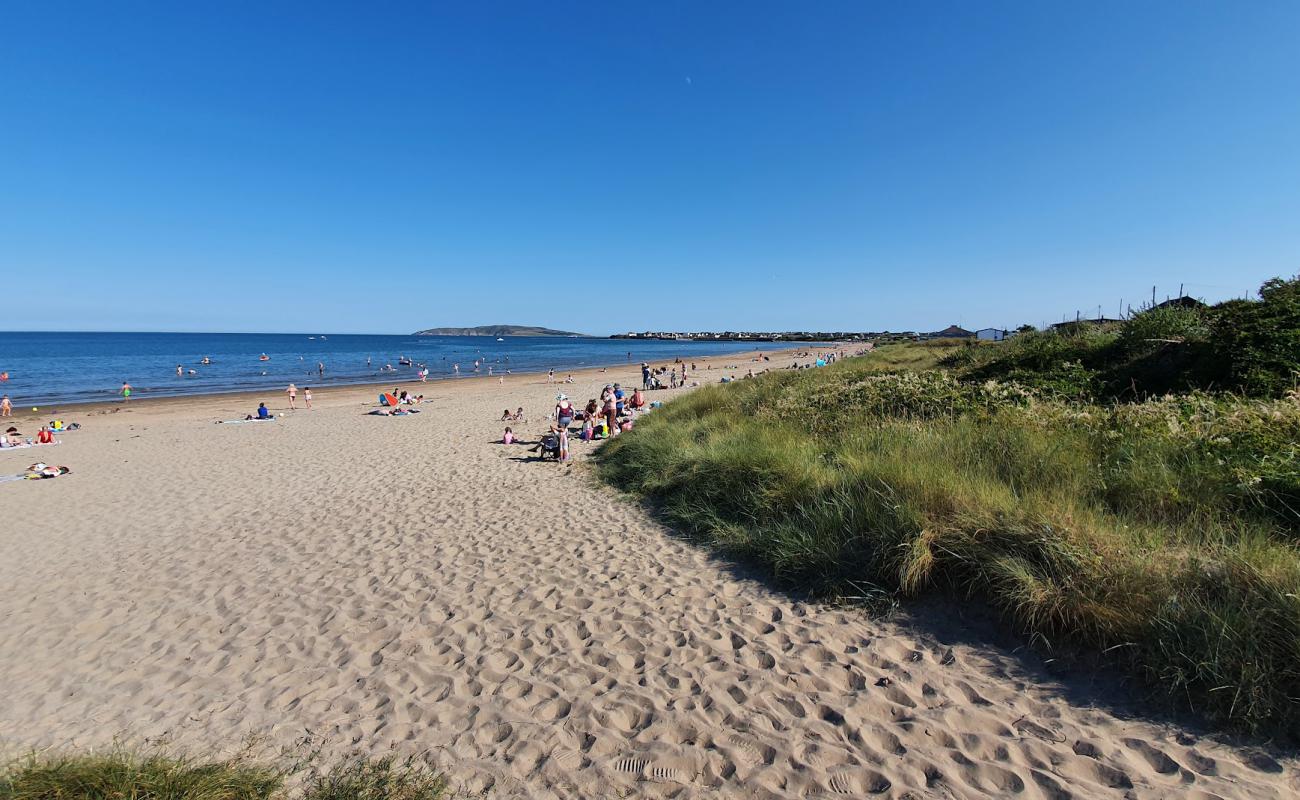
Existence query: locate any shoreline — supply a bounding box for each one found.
[0,342,819,413]
[1,346,812,423]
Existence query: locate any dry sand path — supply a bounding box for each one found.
[1,353,1297,798]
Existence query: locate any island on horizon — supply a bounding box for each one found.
[412,324,588,337]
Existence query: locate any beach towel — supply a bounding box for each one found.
[216,418,277,425]
[0,440,61,451]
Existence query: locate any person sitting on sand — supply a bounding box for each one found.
[630,388,646,410]
[36,426,54,444]
[244,403,272,421]
[512,407,525,422]
[501,408,512,421]
[3,426,21,447]
[502,426,515,444]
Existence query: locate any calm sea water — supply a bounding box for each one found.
[0,332,794,406]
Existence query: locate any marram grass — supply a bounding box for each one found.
[597,353,1300,739]
[0,751,447,800]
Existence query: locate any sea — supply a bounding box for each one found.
[0,332,797,406]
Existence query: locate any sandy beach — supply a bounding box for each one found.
[1,350,1295,799]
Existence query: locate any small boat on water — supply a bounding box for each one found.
[496,337,505,341]
[398,357,413,366]
[307,336,315,340]
[259,353,270,361]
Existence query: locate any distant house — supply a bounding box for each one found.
[975,327,1008,341]
[1154,296,1207,311]
[1050,317,1124,331]
[931,325,975,339]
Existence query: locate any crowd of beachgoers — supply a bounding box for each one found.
[1,348,855,483]
[493,350,854,463]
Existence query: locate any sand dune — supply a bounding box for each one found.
[1,352,1296,798]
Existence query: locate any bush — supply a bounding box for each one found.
[1213,277,1300,396]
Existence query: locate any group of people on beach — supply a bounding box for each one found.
[285,383,313,410]
[503,374,664,463]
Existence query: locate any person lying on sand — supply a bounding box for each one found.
[25,463,70,479]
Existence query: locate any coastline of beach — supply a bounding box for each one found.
[1,344,1295,798]
[0,346,804,423]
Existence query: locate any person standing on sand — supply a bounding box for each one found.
[287,383,298,409]
[547,368,555,384]
[120,381,132,401]
[0,395,10,417]
[304,387,313,409]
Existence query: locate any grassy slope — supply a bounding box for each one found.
[597,343,1300,739]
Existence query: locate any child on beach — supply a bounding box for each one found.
[558,426,569,461]
[501,409,512,421]
[304,387,313,409]
[502,427,515,444]
[1,395,10,417]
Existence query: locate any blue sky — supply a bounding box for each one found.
[2,2,1297,334]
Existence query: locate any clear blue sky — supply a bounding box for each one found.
[2,2,1297,334]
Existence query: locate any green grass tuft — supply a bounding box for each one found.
[0,751,447,800]
[0,751,283,800]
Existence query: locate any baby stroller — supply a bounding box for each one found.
[532,432,562,460]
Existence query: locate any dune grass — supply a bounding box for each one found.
[597,353,1300,739]
[0,751,447,800]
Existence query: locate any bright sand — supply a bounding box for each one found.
[1,350,1295,798]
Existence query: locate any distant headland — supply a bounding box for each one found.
[412,324,588,337]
